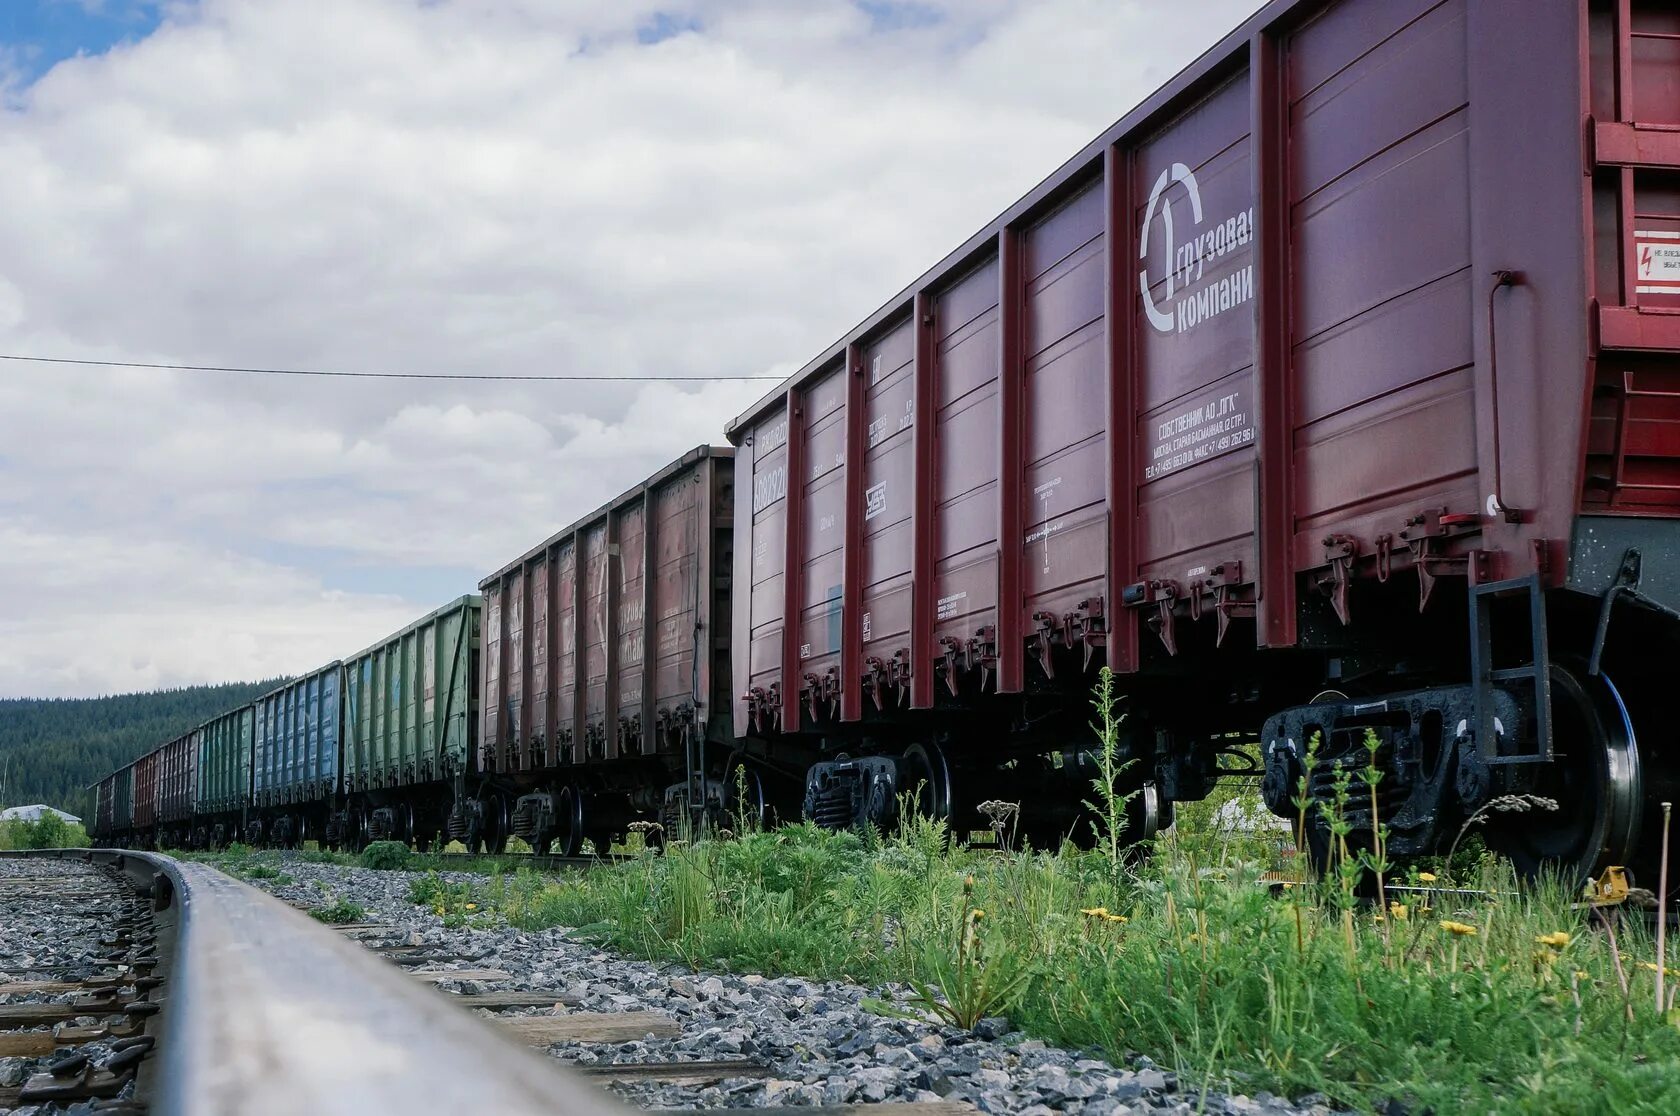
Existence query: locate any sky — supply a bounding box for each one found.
[0,0,1261,698]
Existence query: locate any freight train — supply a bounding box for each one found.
[93,0,1680,889]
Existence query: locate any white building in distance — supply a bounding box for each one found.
[0,804,81,825]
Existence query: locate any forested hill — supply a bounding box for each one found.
[0,681,284,821]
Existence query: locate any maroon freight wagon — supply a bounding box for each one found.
[471,447,735,854]
[727,0,1680,879]
[156,728,198,848]
[132,747,160,842]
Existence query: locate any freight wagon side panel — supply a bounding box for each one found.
[930,262,1004,705]
[859,322,917,711]
[159,730,196,824]
[738,409,789,736]
[652,454,732,747]
[345,597,481,788]
[133,749,158,832]
[113,765,133,833]
[95,776,113,837]
[198,706,251,814]
[1132,73,1259,601]
[256,666,341,805]
[529,552,552,770]
[482,448,732,759]
[791,369,849,720]
[555,542,578,765]
[615,501,646,753]
[1022,184,1107,642]
[1284,0,1481,567]
[581,521,610,759]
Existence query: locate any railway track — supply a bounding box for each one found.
[2,851,979,1115]
[0,853,167,1112]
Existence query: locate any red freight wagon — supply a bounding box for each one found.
[474,446,735,855]
[728,0,1680,880]
[132,747,160,838]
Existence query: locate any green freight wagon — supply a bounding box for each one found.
[334,595,480,850]
[196,703,254,848]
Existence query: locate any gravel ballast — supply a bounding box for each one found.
[243,856,1331,1115]
[0,857,141,1116]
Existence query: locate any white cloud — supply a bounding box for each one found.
[0,0,1261,696]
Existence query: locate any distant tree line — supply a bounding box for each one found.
[0,680,285,821]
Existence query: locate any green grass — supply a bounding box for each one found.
[392,824,1680,1112]
[175,672,1680,1112]
[307,896,368,924]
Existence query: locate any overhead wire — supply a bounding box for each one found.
[0,353,784,382]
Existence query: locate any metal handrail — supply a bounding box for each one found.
[5,849,627,1116]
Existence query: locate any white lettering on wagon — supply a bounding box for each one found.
[865,481,888,521]
[1144,386,1254,481]
[1139,163,1255,336]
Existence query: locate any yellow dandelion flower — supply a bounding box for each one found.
[1417,871,1438,883]
[1440,920,1478,937]
[465,903,478,911]
[1389,902,1409,921]
[970,908,986,920]
[1638,961,1680,977]
[1535,932,1569,948]
[1079,907,1110,918]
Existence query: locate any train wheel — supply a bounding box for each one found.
[722,757,768,832]
[553,786,584,858]
[902,741,954,823]
[1486,664,1642,889]
[472,792,509,855]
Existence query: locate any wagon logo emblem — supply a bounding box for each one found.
[1138,163,1255,336]
[1138,163,1202,334]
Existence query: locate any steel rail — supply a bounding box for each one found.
[5,848,627,1116]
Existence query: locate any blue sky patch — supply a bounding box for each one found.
[854,1,944,34]
[1,0,166,88]
[635,11,701,46]
[255,539,478,610]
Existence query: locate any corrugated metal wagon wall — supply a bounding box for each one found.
[727,0,1651,736]
[343,596,481,790]
[197,704,254,815]
[479,447,734,775]
[254,665,342,807]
